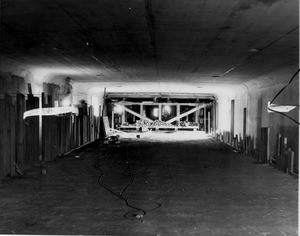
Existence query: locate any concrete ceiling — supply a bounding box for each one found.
[0,0,298,86]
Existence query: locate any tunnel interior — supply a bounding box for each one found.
[0,0,299,235]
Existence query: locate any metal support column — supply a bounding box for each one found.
[122,104,125,124]
[140,104,143,120]
[158,103,162,121]
[204,105,207,133]
[111,111,114,129]
[177,104,180,122]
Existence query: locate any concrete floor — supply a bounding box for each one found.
[0,132,298,235]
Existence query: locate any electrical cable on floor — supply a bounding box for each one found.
[268,68,300,125]
[96,142,161,218]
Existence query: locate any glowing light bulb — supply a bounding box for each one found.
[114,104,124,114]
[153,108,159,117]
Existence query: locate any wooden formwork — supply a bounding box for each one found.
[0,93,102,179]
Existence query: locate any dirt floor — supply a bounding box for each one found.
[0,132,298,235]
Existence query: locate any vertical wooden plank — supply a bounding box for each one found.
[260,127,269,164]
[25,95,31,165]
[80,115,83,145]
[62,116,66,153]
[42,114,45,160]
[16,94,25,165]
[4,94,11,176]
[53,116,59,159]
[246,135,250,154]
[25,95,39,164]
[287,149,294,174]
[60,116,65,154]
[235,134,238,150]
[47,95,53,107]
[90,106,94,141]
[87,113,90,142]
[66,114,71,151]
[42,116,48,161]
[102,88,107,116]
[281,137,288,172]
[0,98,6,178]
[77,116,81,146]
[98,105,101,139]
[277,135,283,170]
[111,111,114,130]
[66,115,70,151]
[57,117,61,155]
[83,116,86,143]
[85,110,88,143]
[243,108,247,151]
[85,114,88,143]
[33,96,40,163]
[95,116,98,140]
[87,111,90,142]
[5,94,15,176]
[230,100,235,137]
[75,115,78,147]
[38,93,43,161]
[72,115,76,148]
[208,111,211,133]
[276,133,281,157]
[47,116,53,160]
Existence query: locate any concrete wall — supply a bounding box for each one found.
[215,94,231,132]
[245,80,299,159]
[230,66,299,170]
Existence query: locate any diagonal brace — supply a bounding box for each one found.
[122,105,153,122]
[166,103,210,124]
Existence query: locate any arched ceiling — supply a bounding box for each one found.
[0,0,298,87]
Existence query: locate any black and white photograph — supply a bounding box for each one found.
[0,0,299,235]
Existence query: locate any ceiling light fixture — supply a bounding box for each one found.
[267,102,296,113]
[249,48,262,53]
[213,67,236,78]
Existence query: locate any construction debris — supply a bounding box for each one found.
[135,214,143,219]
[14,163,23,176]
[103,135,121,145]
[41,168,47,175]
[134,119,198,128]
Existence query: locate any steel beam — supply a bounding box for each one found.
[166,103,209,124]
[122,105,153,122]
